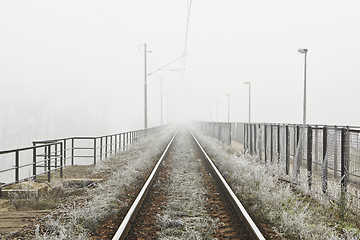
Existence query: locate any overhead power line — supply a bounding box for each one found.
[147,54,187,76]
[92,0,139,51]
[184,0,193,55]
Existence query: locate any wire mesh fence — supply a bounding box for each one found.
[198,121,360,211]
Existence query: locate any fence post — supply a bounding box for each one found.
[44,145,48,171]
[54,144,58,169]
[340,127,350,209]
[277,124,281,163]
[314,125,319,171]
[307,126,313,189]
[105,136,108,158]
[334,126,338,179]
[254,124,258,155]
[296,125,300,155]
[244,123,247,153]
[100,137,103,160]
[111,135,114,154]
[63,140,67,166]
[115,135,117,153]
[228,123,232,146]
[71,138,74,166]
[60,142,63,178]
[47,145,51,182]
[270,124,273,162]
[264,124,267,162]
[250,124,253,155]
[322,126,328,194]
[285,125,290,175]
[33,147,37,180]
[15,151,19,183]
[93,138,97,164]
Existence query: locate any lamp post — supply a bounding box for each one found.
[225,93,230,123]
[298,48,308,131]
[297,48,308,183]
[244,81,251,124]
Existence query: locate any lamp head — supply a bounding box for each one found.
[298,48,308,54]
[244,81,250,85]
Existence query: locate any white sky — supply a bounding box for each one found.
[1,0,360,148]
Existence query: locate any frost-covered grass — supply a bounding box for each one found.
[156,131,216,240]
[194,130,360,240]
[33,128,175,239]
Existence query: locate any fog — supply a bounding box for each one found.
[1,0,360,150]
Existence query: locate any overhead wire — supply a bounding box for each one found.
[92,0,140,52]
[147,54,187,76]
[180,0,193,95]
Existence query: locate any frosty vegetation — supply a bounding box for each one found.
[157,131,217,239]
[33,128,175,239]
[194,130,360,240]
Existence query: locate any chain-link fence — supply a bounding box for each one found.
[198,121,360,211]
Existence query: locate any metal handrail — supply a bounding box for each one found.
[1,125,165,189]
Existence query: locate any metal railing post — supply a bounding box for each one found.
[15,151,19,183]
[250,124,253,155]
[60,142,63,178]
[264,124,267,162]
[44,145,48,171]
[322,126,328,194]
[334,126,338,179]
[55,144,58,169]
[296,125,300,155]
[277,124,281,163]
[110,135,113,156]
[33,147,37,180]
[71,138,75,166]
[100,137,103,160]
[244,123,247,153]
[47,145,51,182]
[315,125,319,171]
[270,124,273,162]
[93,138,97,164]
[307,126,313,189]
[254,124,257,155]
[105,136,108,158]
[115,135,118,153]
[63,140,67,166]
[340,127,350,208]
[285,125,290,175]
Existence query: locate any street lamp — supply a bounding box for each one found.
[298,48,308,130]
[244,81,251,124]
[225,93,230,123]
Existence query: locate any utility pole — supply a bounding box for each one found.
[144,43,148,129]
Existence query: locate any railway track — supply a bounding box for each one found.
[111,129,265,240]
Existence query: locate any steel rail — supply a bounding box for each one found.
[112,131,178,240]
[189,129,265,240]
